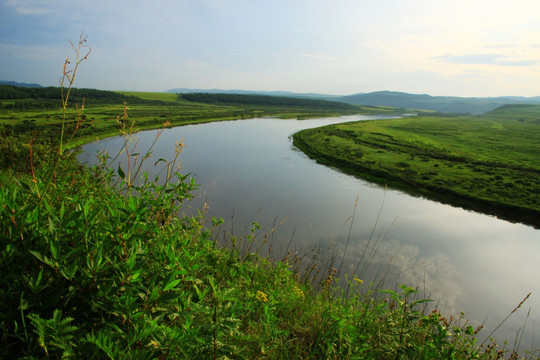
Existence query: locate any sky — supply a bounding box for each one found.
[2,0,540,97]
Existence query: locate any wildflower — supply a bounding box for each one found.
[353,277,363,284]
[256,290,268,303]
[293,286,304,299]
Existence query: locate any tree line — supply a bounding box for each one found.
[179,92,356,109]
[0,85,165,109]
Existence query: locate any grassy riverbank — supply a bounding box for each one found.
[293,106,540,228]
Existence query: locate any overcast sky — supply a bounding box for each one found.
[2,0,540,97]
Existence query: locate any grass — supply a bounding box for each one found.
[115,91,179,102]
[0,89,371,148]
[293,107,540,228]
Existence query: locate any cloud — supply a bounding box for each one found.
[433,53,538,67]
[361,40,389,50]
[483,43,517,49]
[5,0,52,14]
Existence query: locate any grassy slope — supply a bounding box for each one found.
[116,91,179,102]
[293,105,540,228]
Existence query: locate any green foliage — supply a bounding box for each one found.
[28,309,79,358]
[0,84,166,109]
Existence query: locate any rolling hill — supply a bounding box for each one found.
[167,88,540,114]
[338,91,540,115]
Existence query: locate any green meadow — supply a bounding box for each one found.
[293,105,540,227]
[0,86,364,147]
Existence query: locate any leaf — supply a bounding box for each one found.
[411,299,433,307]
[30,250,57,269]
[163,279,182,292]
[59,201,66,220]
[380,289,399,298]
[117,164,125,179]
[154,158,167,166]
[49,239,58,259]
[60,265,78,281]
[157,292,181,303]
[16,179,32,193]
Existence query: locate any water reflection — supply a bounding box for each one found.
[79,115,539,347]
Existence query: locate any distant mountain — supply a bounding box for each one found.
[0,80,42,88]
[166,88,341,101]
[339,91,540,115]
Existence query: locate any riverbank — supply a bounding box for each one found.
[293,107,540,228]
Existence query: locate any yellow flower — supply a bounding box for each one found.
[293,286,305,299]
[353,277,363,284]
[256,290,268,302]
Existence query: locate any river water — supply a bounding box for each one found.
[79,114,540,348]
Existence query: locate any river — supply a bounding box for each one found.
[79,114,540,348]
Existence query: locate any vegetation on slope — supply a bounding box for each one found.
[0,84,166,109]
[293,106,540,228]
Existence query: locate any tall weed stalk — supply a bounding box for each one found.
[59,32,91,155]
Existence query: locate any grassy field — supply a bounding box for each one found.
[0,89,368,147]
[116,91,179,102]
[293,105,540,228]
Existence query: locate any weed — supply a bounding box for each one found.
[59,32,91,155]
